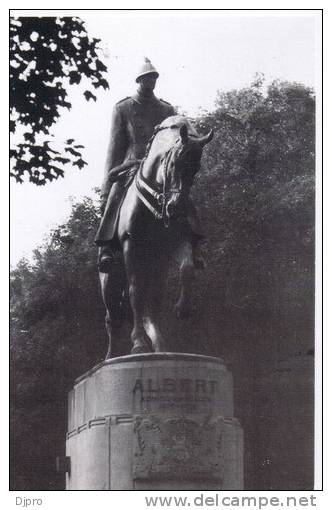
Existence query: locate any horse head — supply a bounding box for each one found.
[165,122,213,219]
[138,116,213,226]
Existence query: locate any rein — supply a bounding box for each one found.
[135,127,182,228]
[135,169,163,221]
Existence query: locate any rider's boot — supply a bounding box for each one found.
[131,330,153,354]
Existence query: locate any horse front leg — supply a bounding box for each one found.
[174,240,195,319]
[123,238,153,354]
[143,254,167,352]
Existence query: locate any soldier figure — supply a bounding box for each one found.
[95,58,176,272]
[95,58,204,272]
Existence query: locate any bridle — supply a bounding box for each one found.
[135,127,184,228]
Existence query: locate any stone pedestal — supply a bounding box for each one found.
[66,353,243,490]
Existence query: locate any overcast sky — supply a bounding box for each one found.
[10,10,321,265]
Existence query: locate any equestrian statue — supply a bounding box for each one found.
[95,58,213,358]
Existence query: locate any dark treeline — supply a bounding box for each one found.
[10,78,315,490]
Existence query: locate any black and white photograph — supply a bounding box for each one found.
[9,8,322,495]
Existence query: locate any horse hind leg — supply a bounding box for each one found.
[143,254,167,352]
[100,270,125,360]
[104,310,113,359]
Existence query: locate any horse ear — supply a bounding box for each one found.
[196,129,214,146]
[179,124,188,145]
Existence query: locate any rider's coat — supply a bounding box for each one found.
[95,92,175,246]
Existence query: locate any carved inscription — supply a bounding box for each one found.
[133,378,218,410]
[133,415,224,481]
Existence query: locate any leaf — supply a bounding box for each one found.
[68,71,81,85]
[93,78,109,90]
[83,90,97,102]
[43,141,59,154]
[50,165,65,177]
[72,158,87,169]
[10,172,23,183]
[95,59,107,73]
[23,132,36,143]
[65,147,81,157]
[54,156,71,165]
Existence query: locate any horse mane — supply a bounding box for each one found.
[143,115,199,161]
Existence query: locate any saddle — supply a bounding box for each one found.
[95,160,141,247]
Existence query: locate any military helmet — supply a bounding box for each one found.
[136,57,159,82]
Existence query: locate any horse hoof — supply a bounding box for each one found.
[131,331,153,354]
[131,344,153,354]
[105,349,113,360]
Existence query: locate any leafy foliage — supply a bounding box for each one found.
[10,17,109,185]
[10,196,107,489]
[194,77,315,314]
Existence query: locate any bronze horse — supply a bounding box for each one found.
[99,115,213,358]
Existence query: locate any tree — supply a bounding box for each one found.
[10,16,109,185]
[10,194,107,489]
[195,77,315,315]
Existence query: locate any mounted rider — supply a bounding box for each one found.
[95,58,204,272]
